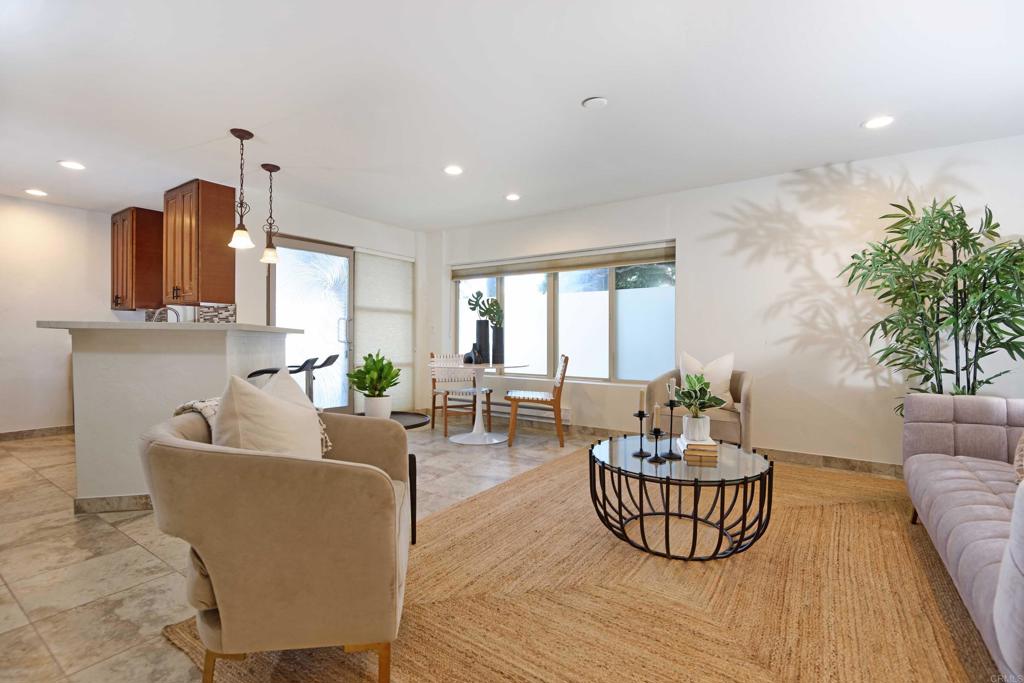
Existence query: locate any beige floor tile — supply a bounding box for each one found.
[0,456,47,492]
[0,479,73,518]
[0,624,65,682]
[67,635,200,683]
[35,464,76,496]
[10,546,172,620]
[109,513,189,573]
[34,573,192,675]
[7,441,76,470]
[96,510,152,525]
[0,504,81,552]
[0,583,29,635]
[0,515,135,583]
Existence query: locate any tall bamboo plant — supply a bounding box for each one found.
[841,198,1024,406]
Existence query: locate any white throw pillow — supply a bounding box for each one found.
[262,368,314,409]
[213,374,323,460]
[681,351,735,410]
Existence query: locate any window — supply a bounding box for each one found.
[504,272,548,375]
[558,268,609,379]
[453,254,675,382]
[614,263,675,380]
[456,277,496,356]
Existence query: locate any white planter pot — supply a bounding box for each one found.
[364,396,392,420]
[682,415,710,442]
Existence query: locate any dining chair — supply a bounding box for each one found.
[430,352,492,436]
[506,354,569,447]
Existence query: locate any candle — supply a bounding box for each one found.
[653,403,661,430]
[667,377,677,401]
[638,390,645,414]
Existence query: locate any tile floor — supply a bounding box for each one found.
[0,419,592,682]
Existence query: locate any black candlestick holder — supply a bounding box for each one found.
[631,410,649,458]
[664,399,682,460]
[647,427,666,465]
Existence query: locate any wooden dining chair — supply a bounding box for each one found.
[430,352,492,437]
[506,354,569,447]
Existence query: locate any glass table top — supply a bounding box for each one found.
[590,434,770,483]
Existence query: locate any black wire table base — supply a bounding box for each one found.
[589,440,773,561]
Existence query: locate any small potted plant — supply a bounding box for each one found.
[672,373,725,442]
[347,351,401,419]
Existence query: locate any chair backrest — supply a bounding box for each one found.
[903,393,1024,464]
[552,355,569,399]
[430,351,474,385]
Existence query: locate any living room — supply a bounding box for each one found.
[2,1,1023,681]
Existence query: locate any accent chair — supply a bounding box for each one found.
[140,410,410,683]
[645,369,753,452]
[430,351,492,436]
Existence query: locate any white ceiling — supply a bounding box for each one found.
[2,0,1023,230]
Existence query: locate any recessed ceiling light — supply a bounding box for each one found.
[505,193,520,201]
[58,160,86,170]
[25,188,48,197]
[862,115,894,129]
[443,165,463,176]
[581,96,608,109]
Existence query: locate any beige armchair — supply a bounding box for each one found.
[646,369,753,452]
[140,411,410,683]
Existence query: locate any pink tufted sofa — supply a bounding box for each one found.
[902,393,1024,678]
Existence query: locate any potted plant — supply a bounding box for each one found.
[347,351,401,419]
[467,291,505,364]
[841,197,1024,411]
[672,373,725,441]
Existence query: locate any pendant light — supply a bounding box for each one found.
[259,163,281,265]
[227,128,256,249]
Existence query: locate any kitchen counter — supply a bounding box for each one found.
[38,321,301,333]
[39,320,302,512]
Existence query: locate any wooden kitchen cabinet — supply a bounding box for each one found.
[110,207,163,310]
[162,179,236,305]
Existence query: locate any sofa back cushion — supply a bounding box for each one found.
[903,394,1024,464]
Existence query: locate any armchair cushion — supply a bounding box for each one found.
[681,351,735,409]
[213,375,322,459]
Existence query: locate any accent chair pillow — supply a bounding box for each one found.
[681,351,735,410]
[1015,434,1024,483]
[213,374,323,460]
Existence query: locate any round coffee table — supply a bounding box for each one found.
[589,435,773,560]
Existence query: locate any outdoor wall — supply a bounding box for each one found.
[436,135,1024,464]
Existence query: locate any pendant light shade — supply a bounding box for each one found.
[229,226,256,249]
[228,128,256,249]
[259,163,281,265]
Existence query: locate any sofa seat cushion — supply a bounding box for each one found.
[656,405,742,445]
[905,453,1015,674]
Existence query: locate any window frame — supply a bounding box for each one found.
[453,260,674,384]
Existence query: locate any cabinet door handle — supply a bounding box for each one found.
[172,286,180,299]
[113,294,122,306]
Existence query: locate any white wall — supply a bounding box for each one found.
[0,196,143,433]
[436,135,1024,464]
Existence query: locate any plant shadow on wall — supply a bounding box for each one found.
[705,162,973,401]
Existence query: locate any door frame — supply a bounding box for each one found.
[267,234,356,411]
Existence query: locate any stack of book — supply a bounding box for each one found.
[683,441,719,466]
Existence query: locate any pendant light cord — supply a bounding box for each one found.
[236,138,250,224]
[264,170,278,235]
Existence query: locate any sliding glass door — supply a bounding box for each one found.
[268,236,354,411]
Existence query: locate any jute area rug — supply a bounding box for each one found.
[164,449,996,682]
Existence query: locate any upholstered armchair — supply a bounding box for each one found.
[140,411,410,683]
[645,369,753,452]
